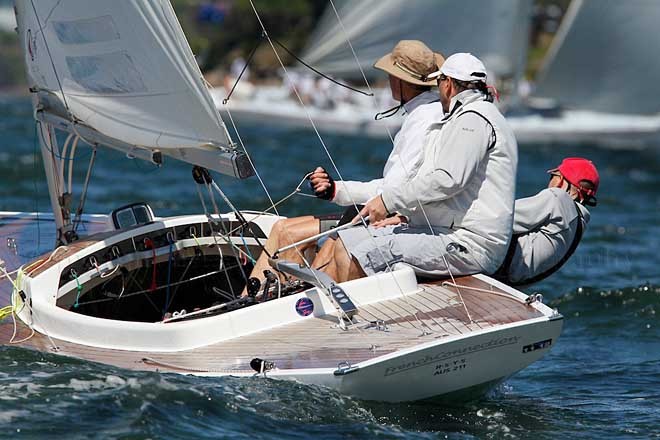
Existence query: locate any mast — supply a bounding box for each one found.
[509,0,533,108]
[36,120,75,244]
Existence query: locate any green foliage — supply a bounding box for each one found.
[175,0,326,73]
[0,30,25,89]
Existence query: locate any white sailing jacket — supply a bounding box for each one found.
[506,187,590,284]
[381,90,518,272]
[332,91,443,205]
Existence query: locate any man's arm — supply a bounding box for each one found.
[333,179,384,206]
[512,189,556,234]
[381,112,492,216]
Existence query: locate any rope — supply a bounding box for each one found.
[223,172,314,238]
[72,270,82,308]
[0,306,13,321]
[203,182,248,289]
[73,147,97,232]
[74,267,234,307]
[220,107,312,273]
[223,36,262,104]
[67,135,80,194]
[164,239,174,317]
[144,238,158,293]
[270,36,372,97]
[440,281,528,305]
[245,0,395,331]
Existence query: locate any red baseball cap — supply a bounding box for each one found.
[549,157,600,205]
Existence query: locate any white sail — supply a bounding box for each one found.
[534,0,660,115]
[302,0,531,81]
[15,0,231,151]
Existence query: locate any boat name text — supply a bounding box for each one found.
[384,336,520,377]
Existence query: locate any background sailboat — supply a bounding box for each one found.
[510,0,660,146]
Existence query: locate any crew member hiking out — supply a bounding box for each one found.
[493,157,599,286]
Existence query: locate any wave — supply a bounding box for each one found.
[550,284,658,317]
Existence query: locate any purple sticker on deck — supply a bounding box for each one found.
[295,298,314,316]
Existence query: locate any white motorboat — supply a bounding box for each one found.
[0,0,562,403]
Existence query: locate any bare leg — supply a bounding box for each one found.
[314,237,365,282]
[242,216,319,295]
[333,238,366,282]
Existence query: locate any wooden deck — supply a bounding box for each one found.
[0,277,542,374]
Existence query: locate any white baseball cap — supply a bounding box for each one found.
[428,52,487,83]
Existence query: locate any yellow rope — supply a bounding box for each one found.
[0,305,13,321]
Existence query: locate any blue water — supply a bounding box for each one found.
[0,96,658,439]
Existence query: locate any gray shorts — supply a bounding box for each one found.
[337,224,484,277]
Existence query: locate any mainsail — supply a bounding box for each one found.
[301,0,531,82]
[533,0,660,115]
[15,0,251,177]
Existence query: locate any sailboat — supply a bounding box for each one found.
[508,0,660,147]
[0,0,562,403]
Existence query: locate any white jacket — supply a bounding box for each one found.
[381,90,518,272]
[333,91,443,205]
[507,187,590,283]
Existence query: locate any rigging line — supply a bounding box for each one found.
[223,35,263,105]
[58,133,73,192]
[270,37,373,97]
[167,250,197,310]
[204,183,249,289]
[224,82,352,324]
[209,180,269,259]
[195,183,251,276]
[29,0,70,114]
[223,172,313,237]
[198,184,249,299]
[328,0,471,323]
[74,267,235,307]
[164,239,174,317]
[67,135,80,194]
[246,1,388,331]
[32,124,41,257]
[73,147,97,232]
[440,281,527,305]
[221,106,311,271]
[236,14,396,316]
[442,254,473,324]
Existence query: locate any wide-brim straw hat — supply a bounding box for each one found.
[374,40,445,86]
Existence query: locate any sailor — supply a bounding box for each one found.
[242,40,445,294]
[493,157,599,286]
[315,53,518,282]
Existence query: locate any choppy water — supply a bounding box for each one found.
[0,96,658,439]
